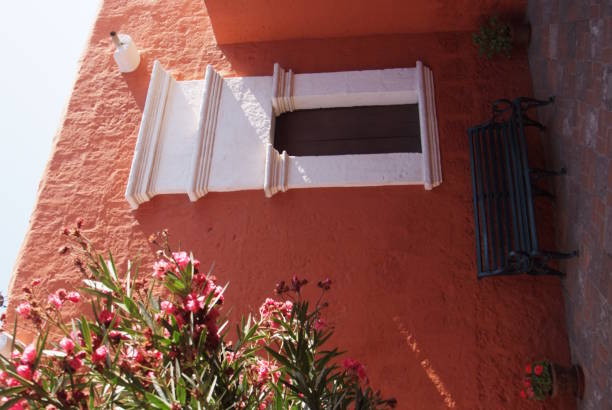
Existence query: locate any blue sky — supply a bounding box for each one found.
[0,2,100,300]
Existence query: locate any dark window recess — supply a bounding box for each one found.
[273,104,421,156]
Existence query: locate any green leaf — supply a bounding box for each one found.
[83,279,114,294]
[144,393,172,410]
[80,316,92,350]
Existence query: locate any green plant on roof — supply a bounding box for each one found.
[472,16,512,59]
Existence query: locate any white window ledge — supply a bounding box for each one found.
[125,61,441,209]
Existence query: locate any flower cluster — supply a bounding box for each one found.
[521,361,552,400]
[0,224,395,409]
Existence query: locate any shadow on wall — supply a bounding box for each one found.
[204,0,527,45]
[120,53,152,112]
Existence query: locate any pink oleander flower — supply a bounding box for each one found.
[172,251,190,270]
[342,358,367,383]
[59,337,75,354]
[48,294,62,309]
[160,300,175,314]
[0,370,6,383]
[70,330,84,347]
[184,293,199,313]
[99,309,119,327]
[67,357,83,371]
[66,291,81,303]
[11,350,20,360]
[259,298,293,329]
[5,378,20,387]
[152,259,169,279]
[16,365,32,380]
[56,288,67,300]
[109,330,130,342]
[255,359,280,385]
[7,399,26,410]
[126,346,144,363]
[92,345,108,364]
[21,344,37,365]
[15,302,31,318]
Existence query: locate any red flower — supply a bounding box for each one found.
[92,345,108,364]
[520,390,527,399]
[534,364,543,376]
[342,358,368,383]
[66,292,81,303]
[15,302,31,318]
[525,364,531,374]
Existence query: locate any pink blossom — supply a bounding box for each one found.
[6,378,20,387]
[67,357,83,371]
[99,309,119,327]
[66,292,81,303]
[92,345,108,364]
[184,293,199,313]
[8,400,26,410]
[56,289,67,300]
[172,251,190,270]
[152,260,169,279]
[48,294,62,309]
[342,358,367,383]
[70,331,84,347]
[225,351,238,365]
[16,365,32,380]
[160,300,175,314]
[21,344,37,365]
[255,359,280,385]
[109,330,130,341]
[15,302,31,318]
[59,337,75,354]
[126,346,144,363]
[31,279,41,287]
[11,350,20,360]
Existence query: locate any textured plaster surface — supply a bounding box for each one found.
[8,1,574,409]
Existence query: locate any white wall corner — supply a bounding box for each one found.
[416,61,442,190]
[264,143,289,197]
[271,63,294,116]
[187,65,223,201]
[125,60,173,209]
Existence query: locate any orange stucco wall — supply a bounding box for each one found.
[8,1,574,409]
[205,0,527,44]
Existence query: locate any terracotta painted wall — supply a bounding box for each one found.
[205,0,527,44]
[7,1,573,409]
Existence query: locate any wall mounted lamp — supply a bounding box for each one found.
[110,31,140,73]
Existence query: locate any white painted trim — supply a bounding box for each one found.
[187,65,223,201]
[125,60,172,209]
[271,63,294,116]
[126,61,441,209]
[264,61,442,196]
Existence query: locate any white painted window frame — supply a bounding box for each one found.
[125,61,441,209]
[264,61,442,197]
